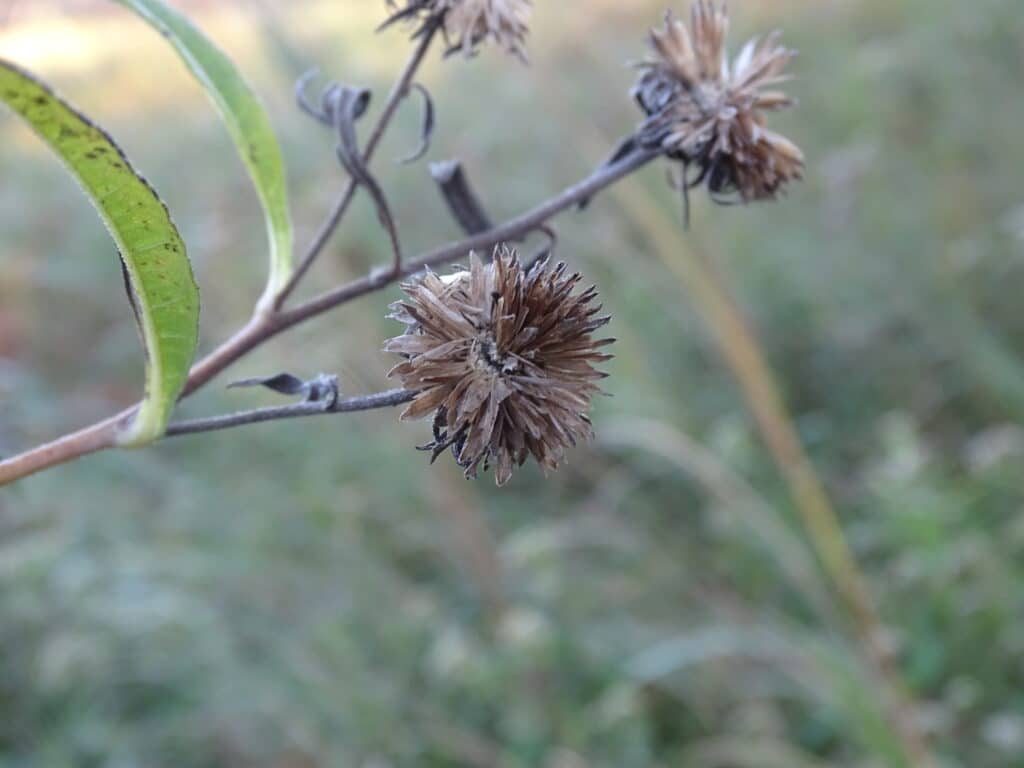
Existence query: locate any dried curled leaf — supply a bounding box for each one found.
[398,83,435,164]
[230,373,340,405]
[295,75,403,270]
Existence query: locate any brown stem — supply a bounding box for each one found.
[179,314,277,398]
[0,145,659,487]
[0,415,122,486]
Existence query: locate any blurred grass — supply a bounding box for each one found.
[2,0,1024,766]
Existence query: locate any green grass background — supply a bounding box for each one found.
[2,0,1023,765]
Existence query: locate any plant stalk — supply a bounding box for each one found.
[0,416,122,486]
[164,388,414,437]
[0,146,659,486]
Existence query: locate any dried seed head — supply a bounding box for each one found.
[384,0,531,60]
[634,2,804,202]
[384,246,612,486]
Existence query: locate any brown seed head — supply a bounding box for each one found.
[384,0,531,60]
[384,246,612,486]
[634,2,804,202]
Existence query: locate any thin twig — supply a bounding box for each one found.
[165,389,414,437]
[273,19,439,308]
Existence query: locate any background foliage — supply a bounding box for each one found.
[1,0,1023,765]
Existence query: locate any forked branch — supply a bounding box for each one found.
[0,142,660,486]
[273,17,439,308]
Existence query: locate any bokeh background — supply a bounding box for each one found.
[2,0,1023,765]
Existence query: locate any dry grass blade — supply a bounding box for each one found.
[601,417,836,622]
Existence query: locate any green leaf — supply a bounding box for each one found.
[113,0,293,310]
[0,59,200,446]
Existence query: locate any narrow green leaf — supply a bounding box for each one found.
[113,0,293,309]
[0,59,200,446]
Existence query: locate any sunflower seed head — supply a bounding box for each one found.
[634,2,805,202]
[384,0,531,60]
[384,246,612,486]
